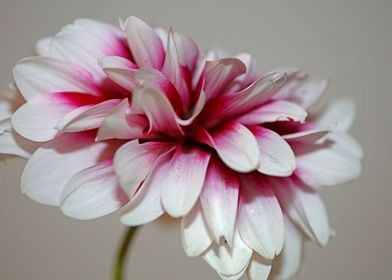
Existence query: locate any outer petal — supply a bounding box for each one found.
[203,228,252,277]
[120,151,172,226]
[238,175,284,259]
[13,57,99,100]
[296,147,361,188]
[315,98,355,131]
[238,100,307,125]
[181,201,213,257]
[210,122,260,173]
[0,130,38,158]
[114,140,172,195]
[250,126,296,177]
[200,158,239,245]
[60,160,128,220]
[34,37,52,56]
[57,99,123,132]
[247,254,272,280]
[123,16,165,69]
[273,177,330,246]
[131,87,183,135]
[272,216,303,280]
[161,144,211,217]
[21,133,119,206]
[203,58,246,100]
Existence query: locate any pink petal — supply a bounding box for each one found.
[200,158,239,244]
[60,160,128,220]
[210,122,260,173]
[203,228,252,277]
[57,98,123,132]
[273,178,330,246]
[161,144,211,217]
[238,100,307,125]
[295,147,361,188]
[13,57,99,100]
[181,201,213,257]
[120,151,172,226]
[172,31,199,71]
[161,29,191,108]
[96,99,145,141]
[114,140,173,195]
[250,126,296,177]
[21,133,120,206]
[238,175,284,259]
[203,58,246,100]
[123,16,165,69]
[131,86,183,136]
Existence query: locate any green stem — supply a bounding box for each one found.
[112,227,139,280]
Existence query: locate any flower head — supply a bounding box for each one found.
[1,16,362,279]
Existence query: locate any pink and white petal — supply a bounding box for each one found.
[0,130,38,158]
[247,254,273,280]
[21,133,119,206]
[203,73,286,124]
[283,125,335,144]
[315,98,355,131]
[296,147,361,188]
[161,144,211,217]
[161,29,190,108]
[211,122,259,173]
[181,201,213,257]
[98,56,136,70]
[114,140,172,195]
[235,53,259,85]
[272,216,303,280]
[57,99,123,132]
[176,91,206,126]
[238,175,284,259]
[34,37,52,56]
[131,87,183,136]
[60,161,128,220]
[200,158,239,244]
[203,58,246,100]
[274,78,327,110]
[203,228,252,277]
[11,94,74,141]
[250,126,296,177]
[13,57,99,100]
[238,100,307,125]
[96,99,144,141]
[172,31,199,71]
[123,16,165,69]
[192,49,218,89]
[273,178,330,246]
[120,151,172,226]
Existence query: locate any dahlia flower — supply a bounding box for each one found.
[0,16,362,279]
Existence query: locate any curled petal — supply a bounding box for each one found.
[247,254,272,280]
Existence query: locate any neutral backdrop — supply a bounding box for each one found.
[0,0,390,279]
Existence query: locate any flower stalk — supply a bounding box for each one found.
[112,227,139,280]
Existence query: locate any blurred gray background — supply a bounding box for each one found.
[0,0,390,279]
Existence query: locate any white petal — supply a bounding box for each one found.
[329,131,364,159]
[250,126,296,177]
[13,57,99,100]
[316,98,355,131]
[203,228,252,277]
[123,16,164,69]
[238,100,307,125]
[238,175,284,259]
[181,201,213,257]
[247,254,272,280]
[161,144,211,217]
[34,37,52,56]
[120,151,172,226]
[61,161,128,220]
[211,122,260,173]
[273,178,330,246]
[57,99,122,132]
[21,133,118,206]
[283,125,334,144]
[114,140,172,195]
[296,147,361,187]
[273,216,303,280]
[0,130,38,158]
[200,158,239,244]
